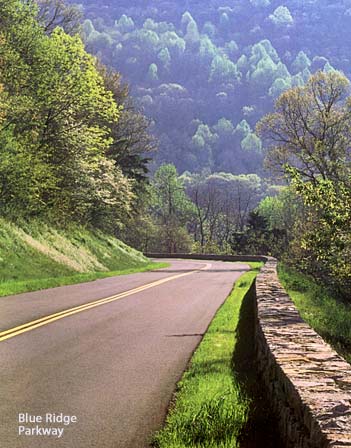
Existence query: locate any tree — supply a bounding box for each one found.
[250,56,278,91]
[258,71,351,299]
[36,0,82,35]
[234,120,251,139]
[292,51,311,74]
[97,63,157,190]
[180,11,194,30]
[269,77,291,98]
[185,173,224,251]
[147,63,159,82]
[255,186,303,256]
[257,71,351,183]
[209,55,240,84]
[224,40,239,59]
[151,164,194,253]
[185,19,200,49]
[158,48,171,70]
[269,6,294,27]
[199,36,218,64]
[289,170,351,299]
[250,0,270,7]
[115,14,134,33]
[185,172,263,252]
[0,0,134,228]
[191,123,217,170]
[160,32,185,58]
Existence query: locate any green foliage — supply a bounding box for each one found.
[258,71,351,182]
[250,56,278,91]
[256,187,301,233]
[0,0,154,234]
[258,71,351,299]
[115,14,135,33]
[288,171,351,299]
[250,0,270,7]
[150,164,195,253]
[185,172,265,253]
[269,77,291,98]
[234,120,251,139]
[241,133,262,152]
[158,47,171,69]
[189,123,217,170]
[291,51,311,74]
[199,36,218,64]
[75,0,351,176]
[224,40,239,59]
[209,55,240,84]
[147,63,159,81]
[0,218,162,297]
[185,19,200,48]
[269,6,293,27]
[213,118,234,136]
[279,264,351,363]
[82,19,95,37]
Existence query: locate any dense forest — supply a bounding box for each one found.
[0,0,156,232]
[72,0,351,174]
[0,0,350,300]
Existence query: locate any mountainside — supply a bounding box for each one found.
[71,0,351,175]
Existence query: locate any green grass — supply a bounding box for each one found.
[0,218,167,297]
[152,263,262,448]
[0,262,167,297]
[278,263,351,364]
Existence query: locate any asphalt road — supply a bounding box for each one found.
[0,259,249,448]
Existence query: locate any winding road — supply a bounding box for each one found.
[0,259,249,448]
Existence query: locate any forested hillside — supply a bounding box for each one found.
[0,0,349,301]
[73,0,351,174]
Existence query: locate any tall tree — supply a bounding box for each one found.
[258,71,351,298]
[36,0,82,35]
[97,64,157,190]
[0,0,134,227]
[257,71,351,184]
[151,164,194,253]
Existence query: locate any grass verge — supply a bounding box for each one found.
[152,262,263,448]
[278,263,351,364]
[0,262,168,298]
[0,218,168,297]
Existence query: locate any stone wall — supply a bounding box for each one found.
[146,253,351,446]
[255,258,351,448]
[144,252,268,262]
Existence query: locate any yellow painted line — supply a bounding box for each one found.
[0,263,211,343]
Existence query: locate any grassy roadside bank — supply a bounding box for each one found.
[0,262,167,298]
[278,263,351,364]
[0,219,166,297]
[152,262,283,448]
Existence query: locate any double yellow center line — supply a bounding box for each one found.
[0,263,211,343]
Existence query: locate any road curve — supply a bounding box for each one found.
[0,259,249,448]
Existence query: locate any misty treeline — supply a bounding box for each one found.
[75,0,349,175]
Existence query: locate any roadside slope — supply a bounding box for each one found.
[0,219,157,296]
